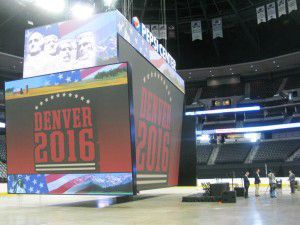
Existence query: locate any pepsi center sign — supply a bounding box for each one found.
[132,17,176,70]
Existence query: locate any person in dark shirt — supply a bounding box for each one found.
[289,170,296,194]
[244,171,250,198]
[254,169,261,197]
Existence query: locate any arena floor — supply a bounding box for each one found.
[0,187,299,225]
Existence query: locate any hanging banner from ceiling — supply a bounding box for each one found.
[277,0,287,17]
[267,2,277,21]
[287,0,298,13]
[256,6,266,24]
[151,24,159,39]
[191,20,202,41]
[168,25,176,39]
[159,24,167,40]
[212,17,223,39]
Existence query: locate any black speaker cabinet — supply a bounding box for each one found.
[210,183,230,196]
[222,191,237,203]
[182,194,222,202]
[234,187,245,197]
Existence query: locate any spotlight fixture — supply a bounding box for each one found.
[197,134,211,143]
[104,0,116,8]
[27,20,34,26]
[71,2,95,20]
[244,133,260,142]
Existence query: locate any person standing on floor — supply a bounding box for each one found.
[244,171,250,198]
[289,170,296,194]
[268,170,277,198]
[254,169,261,197]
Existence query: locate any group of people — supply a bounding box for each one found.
[243,169,296,198]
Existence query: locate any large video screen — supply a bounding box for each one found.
[119,37,184,191]
[5,63,135,195]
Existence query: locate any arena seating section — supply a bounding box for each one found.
[0,135,6,182]
[0,161,6,182]
[186,75,300,102]
[201,83,245,99]
[285,76,300,90]
[249,79,282,99]
[196,138,300,178]
[215,143,252,164]
[197,138,300,174]
[253,139,300,163]
[190,73,300,178]
[0,135,6,162]
[197,145,213,164]
[197,139,300,165]
[185,87,198,105]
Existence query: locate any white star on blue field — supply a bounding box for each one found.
[5,70,81,92]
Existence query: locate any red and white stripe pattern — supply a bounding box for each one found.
[81,63,126,80]
[148,46,165,70]
[45,174,93,194]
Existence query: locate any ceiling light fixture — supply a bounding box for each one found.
[71,2,95,20]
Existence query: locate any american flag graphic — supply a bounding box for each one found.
[43,63,126,86]
[6,63,126,93]
[8,173,133,194]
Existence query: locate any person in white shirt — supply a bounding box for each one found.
[268,170,276,198]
